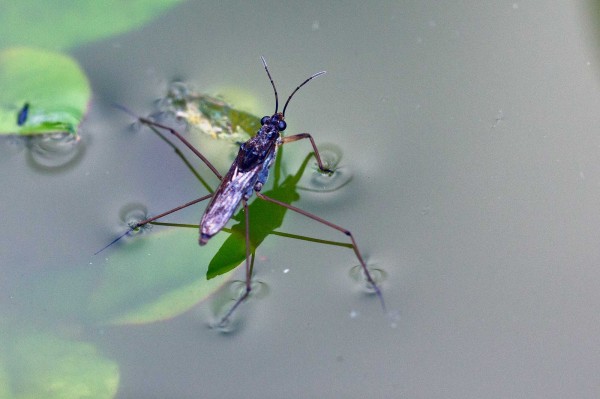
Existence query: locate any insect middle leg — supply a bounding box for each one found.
[255,192,386,312]
[133,194,213,229]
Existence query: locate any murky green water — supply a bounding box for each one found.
[2,1,600,398]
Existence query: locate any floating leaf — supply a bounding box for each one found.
[88,227,234,325]
[0,47,91,135]
[2,331,119,399]
[0,0,186,50]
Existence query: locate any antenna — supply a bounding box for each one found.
[282,70,326,117]
[260,56,279,114]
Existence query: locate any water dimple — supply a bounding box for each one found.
[118,203,151,235]
[349,264,387,295]
[227,279,269,300]
[27,133,83,170]
[297,143,353,192]
[308,165,352,191]
[208,279,269,333]
[208,312,243,334]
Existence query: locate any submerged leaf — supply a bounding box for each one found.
[88,227,234,325]
[2,331,119,399]
[0,0,186,50]
[0,47,91,135]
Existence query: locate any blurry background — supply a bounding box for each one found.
[1,1,600,398]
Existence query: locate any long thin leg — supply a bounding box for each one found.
[281,133,333,174]
[114,104,223,180]
[99,106,221,255]
[133,194,213,228]
[94,194,213,255]
[255,192,386,312]
[144,123,214,193]
[216,199,254,327]
[138,117,223,180]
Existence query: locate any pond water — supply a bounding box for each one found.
[2,1,600,398]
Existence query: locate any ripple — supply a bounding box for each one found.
[297,143,353,192]
[208,279,268,334]
[118,203,151,235]
[228,279,269,299]
[349,263,387,295]
[209,312,243,334]
[27,133,83,171]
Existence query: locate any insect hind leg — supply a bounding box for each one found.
[213,199,255,330]
[255,192,386,312]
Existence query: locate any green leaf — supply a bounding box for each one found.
[207,150,311,279]
[0,0,186,50]
[88,227,234,325]
[160,82,262,142]
[0,47,91,135]
[0,357,12,399]
[17,225,235,327]
[2,331,119,399]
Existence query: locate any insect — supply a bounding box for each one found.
[17,102,29,126]
[107,57,385,327]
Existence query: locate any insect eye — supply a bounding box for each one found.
[260,116,270,125]
[277,120,287,131]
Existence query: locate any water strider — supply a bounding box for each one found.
[104,57,386,327]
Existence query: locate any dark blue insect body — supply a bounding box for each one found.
[17,102,29,126]
[199,113,285,245]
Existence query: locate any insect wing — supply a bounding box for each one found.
[199,161,263,243]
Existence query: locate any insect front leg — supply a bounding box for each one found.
[281,133,334,174]
[138,117,223,180]
[255,192,386,312]
[113,104,223,180]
